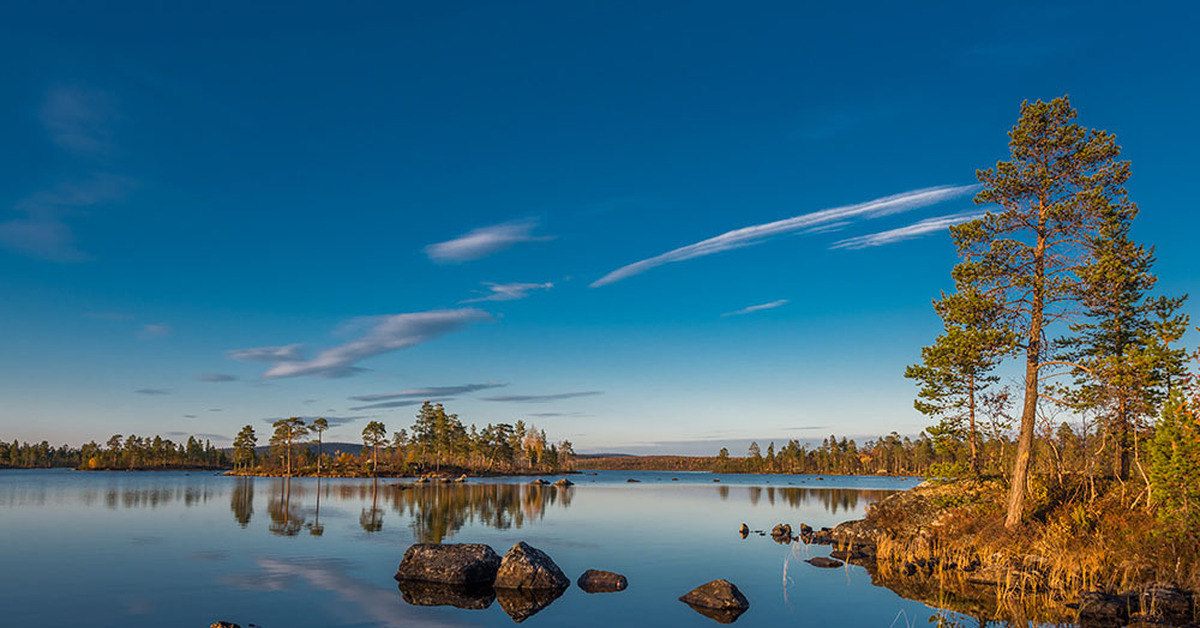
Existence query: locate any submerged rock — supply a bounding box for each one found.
[679,579,750,611]
[1077,591,1131,627]
[577,569,627,593]
[626,478,640,483]
[210,622,241,628]
[394,543,501,585]
[1138,585,1192,622]
[495,585,566,622]
[494,541,570,590]
[396,580,495,610]
[806,556,844,568]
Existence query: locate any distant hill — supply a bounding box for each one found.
[222,442,365,456]
[575,455,717,471]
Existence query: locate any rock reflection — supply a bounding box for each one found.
[683,603,747,624]
[395,580,495,610]
[495,586,566,623]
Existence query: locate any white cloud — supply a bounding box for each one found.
[349,383,507,402]
[722,299,789,317]
[0,174,131,262]
[227,344,306,363]
[425,219,553,263]
[231,309,491,379]
[590,185,978,287]
[830,211,983,250]
[460,281,553,303]
[41,85,117,156]
[138,323,171,340]
[481,391,603,403]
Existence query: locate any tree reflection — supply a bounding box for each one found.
[723,486,892,515]
[307,478,324,536]
[359,478,382,533]
[268,478,305,536]
[231,477,254,527]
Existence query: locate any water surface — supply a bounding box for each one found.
[1,469,1042,627]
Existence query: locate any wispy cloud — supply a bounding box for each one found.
[231,309,490,379]
[590,185,977,287]
[165,431,228,442]
[481,391,603,403]
[460,282,553,303]
[227,344,305,363]
[349,383,506,402]
[830,211,983,250]
[0,174,131,262]
[41,85,118,156]
[527,412,590,418]
[85,311,135,321]
[260,415,362,428]
[0,87,131,263]
[425,219,553,263]
[196,373,238,383]
[135,388,170,395]
[722,299,789,317]
[138,323,171,340]
[348,398,455,411]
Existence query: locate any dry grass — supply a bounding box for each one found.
[849,475,1200,624]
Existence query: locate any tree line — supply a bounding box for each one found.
[231,401,576,477]
[0,434,228,470]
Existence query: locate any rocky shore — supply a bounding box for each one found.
[792,480,1198,627]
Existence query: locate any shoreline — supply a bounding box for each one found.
[806,478,1199,626]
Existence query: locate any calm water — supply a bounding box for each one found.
[1,469,1024,627]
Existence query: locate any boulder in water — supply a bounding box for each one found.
[394,543,500,585]
[494,542,570,590]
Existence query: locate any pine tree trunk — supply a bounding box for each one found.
[1005,200,1047,530]
[968,371,980,475]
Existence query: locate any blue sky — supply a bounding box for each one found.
[2,1,1198,453]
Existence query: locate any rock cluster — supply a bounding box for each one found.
[395,541,631,622]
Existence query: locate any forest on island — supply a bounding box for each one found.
[229,401,576,477]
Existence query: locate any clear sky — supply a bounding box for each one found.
[2,1,1198,454]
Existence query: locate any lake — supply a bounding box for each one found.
[0,469,1041,627]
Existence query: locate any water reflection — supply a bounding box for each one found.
[360,479,383,533]
[231,478,253,527]
[268,478,305,536]
[494,586,565,623]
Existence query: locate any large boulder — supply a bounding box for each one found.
[495,586,566,623]
[679,580,749,624]
[494,542,570,590]
[396,580,495,610]
[577,569,627,593]
[394,543,500,585]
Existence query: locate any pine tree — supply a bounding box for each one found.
[907,286,1015,474]
[953,96,1134,528]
